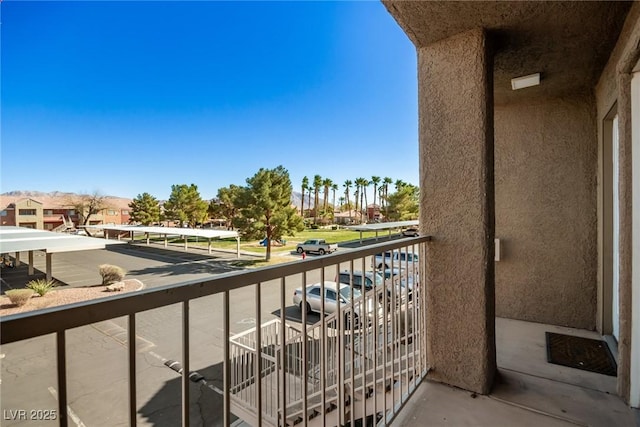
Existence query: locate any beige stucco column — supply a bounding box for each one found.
[418,28,496,394]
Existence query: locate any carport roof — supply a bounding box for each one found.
[89,224,239,239]
[346,220,418,232]
[0,226,111,254]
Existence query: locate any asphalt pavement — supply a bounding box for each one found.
[0,240,379,426]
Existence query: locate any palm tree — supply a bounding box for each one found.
[322,178,332,216]
[331,183,338,213]
[344,180,352,221]
[353,179,361,222]
[338,196,345,210]
[313,174,322,223]
[301,176,309,218]
[371,176,380,220]
[363,179,370,221]
[383,177,393,220]
[355,177,368,223]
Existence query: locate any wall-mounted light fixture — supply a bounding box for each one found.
[511,73,541,90]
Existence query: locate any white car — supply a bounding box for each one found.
[401,228,419,237]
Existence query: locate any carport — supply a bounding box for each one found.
[92,225,241,258]
[0,226,113,282]
[347,220,419,243]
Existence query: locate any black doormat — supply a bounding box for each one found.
[546,332,617,376]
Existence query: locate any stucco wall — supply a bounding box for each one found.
[495,95,597,330]
[594,2,640,405]
[419,28,496,394]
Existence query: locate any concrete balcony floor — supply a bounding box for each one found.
[392,318,639,427]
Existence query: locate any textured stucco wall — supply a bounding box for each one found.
[419,28,496,394]
[494,96,598,330]
[595,2,640,404]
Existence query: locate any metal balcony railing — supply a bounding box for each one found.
[1,236,430,427]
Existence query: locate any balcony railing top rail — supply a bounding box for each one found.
[2,234,429,427]
[1,235,430,345]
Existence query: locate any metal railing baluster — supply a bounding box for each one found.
[182,301,190,427]
[56,331,68,427]
[128,314,137,427]
[255,283,262,426]
[301,271,308,427]
[223,291,231,427]
[279,277,287,427]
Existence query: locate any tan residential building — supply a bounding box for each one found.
[2,198,44,229]
[0,196,132,231]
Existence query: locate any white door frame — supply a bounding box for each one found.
[612,114,620,341]
[630,70,640,408]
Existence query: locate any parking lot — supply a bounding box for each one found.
[0,242,361,426]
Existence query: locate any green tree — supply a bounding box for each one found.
[163,184,208,227]
[234,166,304,261]
[129,192,160,225]
[209,185,242,229]
[386,183,419,221]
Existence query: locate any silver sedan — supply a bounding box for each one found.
[293,281,361,315]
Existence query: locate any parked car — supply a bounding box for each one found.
[402,228,419,237]
[293,281,362,315]
[293,281,379,327]
[336,270,384,292]
[338,269,411,305]
[374,250,419,270]
[296,239,338,255]
[379,267,416,300]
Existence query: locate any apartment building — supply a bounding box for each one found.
[0,196,131,230]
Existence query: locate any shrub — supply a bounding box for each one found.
[99,264,126,285]
[5,289,34,306]
[26,278,56,296]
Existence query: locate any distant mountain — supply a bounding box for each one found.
[0,191,132,209]
[1,190,78,198]
[1,190,315,210]
[291,191,315,210]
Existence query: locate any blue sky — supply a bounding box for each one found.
[1,1,418,201]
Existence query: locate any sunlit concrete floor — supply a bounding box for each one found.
[392,317,639,427]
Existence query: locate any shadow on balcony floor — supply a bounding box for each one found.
[392,317,638,427]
